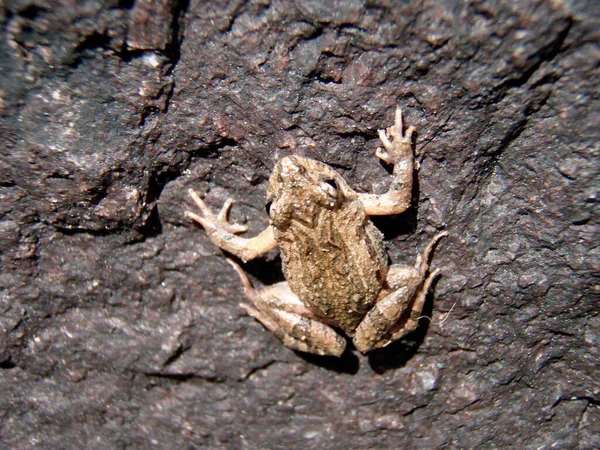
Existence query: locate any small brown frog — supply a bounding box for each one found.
[186,107,447,356]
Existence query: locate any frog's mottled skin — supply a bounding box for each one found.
[267,156,388,334]
[186,107,447,356]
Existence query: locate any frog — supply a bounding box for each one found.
[185,107,447,356]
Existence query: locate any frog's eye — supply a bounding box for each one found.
[265,200,273,215]
[321,179,338,197]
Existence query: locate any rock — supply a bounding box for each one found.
[1,0,598,448]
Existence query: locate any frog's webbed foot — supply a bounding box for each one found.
[185,189,277,262]
[185,189,248,235]
[376,106,415,165]
[227,259,346,357]
[353,232,447,353]
[361,106,415,216]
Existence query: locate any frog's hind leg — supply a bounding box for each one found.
[373,265,441,349]
[352,232,447,353]
[386,231,448,339]
[227,259,347,357]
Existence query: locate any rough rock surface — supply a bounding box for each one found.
[1,0,598,448]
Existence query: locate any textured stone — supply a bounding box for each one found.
[0,0,598,448]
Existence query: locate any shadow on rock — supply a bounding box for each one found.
[297,340,360,375]
[366,289,435,374]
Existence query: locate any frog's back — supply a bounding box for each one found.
[276,198,387,334]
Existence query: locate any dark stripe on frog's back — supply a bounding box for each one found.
[276,198,388,334]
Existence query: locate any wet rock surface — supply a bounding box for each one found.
[1,0,598,448]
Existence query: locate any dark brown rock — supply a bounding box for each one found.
[1,0,598,448]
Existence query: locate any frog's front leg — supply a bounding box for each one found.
[227,259,347,356]
[360,107,416,216]
[185,189,278,262]
[353,232,447,353]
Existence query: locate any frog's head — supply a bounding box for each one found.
[266,156,356,228]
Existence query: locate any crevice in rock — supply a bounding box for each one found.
[483,88,552,175]
[162,343,187,367]
[73,31,112,56]
[72,31,150,68]
[0,359,17,369]
[164,0,190,75]
[136,205,163,239]
[52,225,122,237]
[117,0,135,9]
[144,372,226,383]
[240,360,277,381]
[490,18,573,104]
[16,3,50,20]
[575,396,600,406]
